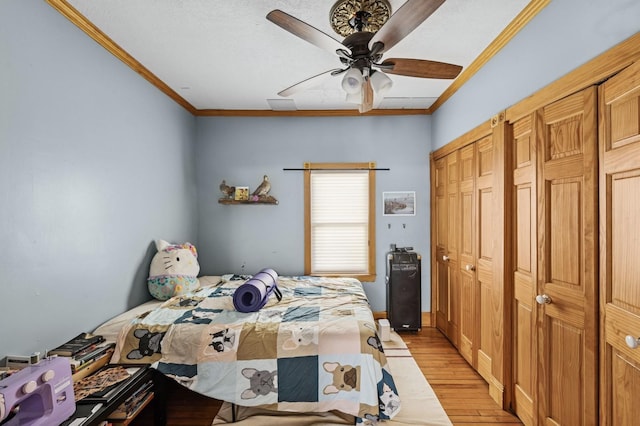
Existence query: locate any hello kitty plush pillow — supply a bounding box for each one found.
[147,239,200,300]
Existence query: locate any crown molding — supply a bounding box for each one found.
[427,0,550,114]
[47,0,547,117]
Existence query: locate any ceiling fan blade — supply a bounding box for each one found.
[368,0,445,53]
[267,10,350,55]
[380,58,462,79]
[278,69,344,97]
[359,77,374,113]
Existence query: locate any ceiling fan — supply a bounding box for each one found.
[266,0,463,113]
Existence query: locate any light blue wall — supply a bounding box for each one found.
[432,0,640,149]
[195,116,431,312]
[0,0,198,356]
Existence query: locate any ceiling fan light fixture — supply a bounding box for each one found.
[341,68,363,94]
[370,70,393,94]
[266,1,459,111]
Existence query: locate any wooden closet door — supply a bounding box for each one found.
[458,136,494,373]
[459,143,476,365]
[511,115,537,426]
[445,151,460,346]
[475,135,495,384]
[434,156,448,334]
[599,60,640,426]
[536,87,598,425]
[434,152,460,346]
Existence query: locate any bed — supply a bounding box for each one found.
[97,274,401,423]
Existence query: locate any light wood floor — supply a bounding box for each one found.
[131,327,522,425]
[403,328,523,425]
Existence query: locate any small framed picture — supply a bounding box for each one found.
[234,186,249,201]
[383,191,416,216]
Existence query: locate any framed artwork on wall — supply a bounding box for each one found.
[383,191,416,216]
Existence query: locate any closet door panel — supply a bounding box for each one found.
[477,256,493,381]
[537,88,598,426]
[459,144,476,365]
[611,351,640,426]
[476,137,494,383]
[546,319,584,424]
[434,157,449,334]
[446,152,460,345]
[599,59,640,426]
[434,151,462,347]
[512,115,537,426]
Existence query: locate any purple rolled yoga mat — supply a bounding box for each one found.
[233,268,281,312]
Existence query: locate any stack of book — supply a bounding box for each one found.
[48,332,116,380]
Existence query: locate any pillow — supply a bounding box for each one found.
[147,239,200,300]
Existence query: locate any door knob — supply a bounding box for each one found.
[442,255,450,262]
[465,264,475,271]
[626,335,640,349]
[535,294,552,305]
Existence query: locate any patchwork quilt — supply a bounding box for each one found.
[111,275,401,423]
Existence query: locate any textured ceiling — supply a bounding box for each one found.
[58,0,535,114]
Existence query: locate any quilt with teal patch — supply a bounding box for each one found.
[111,275,401,422]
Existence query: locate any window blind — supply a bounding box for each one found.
[310,170,369,274]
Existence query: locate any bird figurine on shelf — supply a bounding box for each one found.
[252,175,271,197]
[219,180,235,199]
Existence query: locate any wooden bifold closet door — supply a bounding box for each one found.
[458,143,476,364]
[511,86,600,426]
[599,60,640,426]
[535,86,599,425]
[434,152,460,347]
[458,136,495,385]
[511,113,537,426]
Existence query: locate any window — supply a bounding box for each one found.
[304,162,376,281]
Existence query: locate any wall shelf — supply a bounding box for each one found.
[218,197,278,205]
